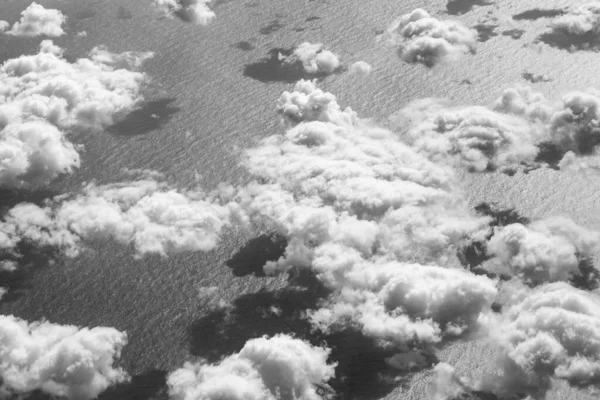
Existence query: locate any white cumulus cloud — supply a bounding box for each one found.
[0,177,238,258]
[279,42,341,75]
[153,0,215,25]
[167,334,336,400]
[0,41,152,188]
[380,8,477,66]
[0,2,66,37]
[0,315,128,399]
[549,2,600,36]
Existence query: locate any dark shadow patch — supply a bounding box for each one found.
[117,6,133,20]
[232,40,255,51]
[534,141,565,168]
[447,0,493,15]
[569,257,600,291]
[225,233,286,277]
[75,9,97,20]
[243,48,340,83]
[502,29,525,40]
[189,271,433,400]
[0,244,60,303]
[522,71,551,83]
[294,27,306,32]
[0,188,57,216]
[474,23,499,42]
[512,8,566,21]
[97,370,168,400]
[457,203,529,273]
[537,29,600,52]
[306,16,320,22]
[106,99,180,137]
[213,0,235,6]
[259,20,284,35]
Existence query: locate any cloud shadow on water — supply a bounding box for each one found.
[106,99,181,137]
[537,30,600,52]
[457,202,529,277]
[0,244,60,303]
[512,9,565,21]
[189,270,434,400]
[446,0,493,15]
[97,370,168,400]
[226,233,287,277]
[243,48,340,83]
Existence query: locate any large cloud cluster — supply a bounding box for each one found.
[0,41,152,188]
[549,2,600,36]
[486,217,600,285]
[0,2,65,37]
[0,178,237,258]
[381,8,477,66]
[0,315,128,399]
[222,80,497,345]
[278,43,341,75]
[168,334,336,400]
[153,0,215,25]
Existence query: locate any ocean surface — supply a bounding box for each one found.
[1,0,600,399]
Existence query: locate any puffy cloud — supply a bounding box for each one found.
[0,177,238,258]
[221,80,497,346]
[380,8,477,66]
[278,42,341,75]
[481,283,600,397]
[0,314,128,399]
[391,85,600,171]
[348,61,372,77]
[153,0,215,25]
[0,41,152,188]
[549,3,600,36]
[486,217,600,285]
[1,2,65,37]
[167,334,336,400]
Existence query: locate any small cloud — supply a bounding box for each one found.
[2,2,66,37]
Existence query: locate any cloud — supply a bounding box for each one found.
[480,283,600,397]
[0,2,65,37]
[0,177,237,258]
[486,217,600,285]
[391,85,600,171]
[549,3,600,36]
[167,334,336,400]
[348,61,372,77]
[153,0,215,25]
[220,80,497,346]
[380,8,477,66]
[0,314,128,399]
[278,42,341,75]
[0,41,152,188]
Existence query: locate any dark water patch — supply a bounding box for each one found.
[502,29,525,40]
[538,30,600,52]
[226,233,286,277]
[259,20,284,35]
[0,188,57,213]
[106,99,180,137]
[474,23,499,42]
[117,6,133,20]
[98,370,168,400]
[0,245,60,303]
[512,8,565,21]
[232,40,255,51]
[447,0,493,15]
[75,9,97,20]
